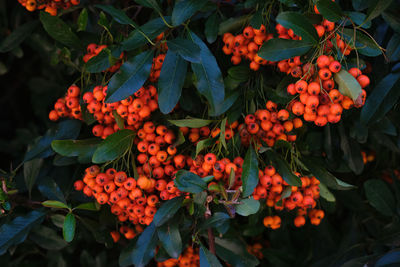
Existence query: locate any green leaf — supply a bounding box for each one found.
[39,12,81,49]
[345,12,371,29]
[0,210,46,255]
[132,223,158,267]
[0,21,39,53]
[205,12,220,44]
[189,32,225,112]
[171,0,208,26]
[63,213,76,242]
[266,150,302,186]
[236,198,260,216]
[339,28,382,57]
[74,202,99,211]
[167,38,201,63]
[319,183,336,202]
[276,12,319,43]
[122,17,170,51]
[42,200,69,209]
[24,119,82,162]
[201,212,230,231]
[158,50,188,114]
[29,225,68,250]
[250,9,263,28]
[334,69,362,102]
[38,176,66,204]
[258,39,313,61]
[360,72,400,125]
[209,91,240,117]
[168,118,213,128]
[215,237,259,267]
[105,50,154,103]
[218,16,249,35]
[227,66,250,82]
[92,129,135,164]
[241,146,259,197]
[77,8,88,32]
[338,124,364,175]
[95,4,137,26]
[200,244,223,267]
[113,110,125,130]
[316,0,343,22]
[364,179,395,216]
[157,222,182,259]
[24,158,43,197]
[364,0,393,23]
[86,46,123,73]
[175,170,207,193]
[51,138,101,164]
[153,197,183,227]
[302,157,356,190]
[196,138,216,156]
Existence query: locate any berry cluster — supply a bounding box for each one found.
[287,63,368,126]
[156,247,199,267]
[247,243,264,260]
[222,25,274,70]
[83,43,124,73]
[255,167,324,228]
[48,85,82,122]
[238,100,303,147]
[18,0,79,16]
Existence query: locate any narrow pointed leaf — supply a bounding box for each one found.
[258,39,313,61]
[92,130,135,164]
[241,146,259,197]
[63,213,76,242]
[172,0,208,26]
[276,12,319,43]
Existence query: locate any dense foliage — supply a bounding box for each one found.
[1,0,400,266]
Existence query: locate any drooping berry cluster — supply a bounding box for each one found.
[48,85,83,122]
[18,0,79,16]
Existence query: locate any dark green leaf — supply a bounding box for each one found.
[39,12,81,49]
[339,28,382,57]
[360,72,400,125]
[228,66,250,82]
[209,91,240,117]
[200,244,223,267]
[113,110,125,130]
[51,138,101,164]
[168,118,213,128]
[266,150,302,186]
[42,200,69,209]
[276,12,319,43]
[258,39,313,61]
[364,179,395,216]
[38,176,66,203]
[196,138,216,156]
[63,213,76,242]
[77,8,88,32]
[105,50,154,103]
[200,212,230,230]
[157,223,182,259]
[383,11,400,34]
[387,34,400,62]
[319,183,336,202]
[171,0,208,26]
[189,32,225,112]
[0,21,39,52]
[338,124,364,175]
[24,158,43,197]
[174,170,207,193]
[24,119,82,162]
[302,157,356,190]
[0,210,46,255]
[153,197,183,227]
[218,16,249,35]
[167,38,200,63]
[364,0,393,23]
[95,5,136,26]
[334,69,362,102]
[344,12,371,29]
[236,198,260,216]
[122,17,170,51]
[74,202,99,211]
[316,0,343,22]
[29,225,67,250]
[92,129,135,163]
[86,46,123,73]
[205,12,220,44]
[215,237,259,267]
[135,0,162,13]
[241,146,259,197]
[250,9,263,28]
[158,51,188,114]
[132,223,158,267]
